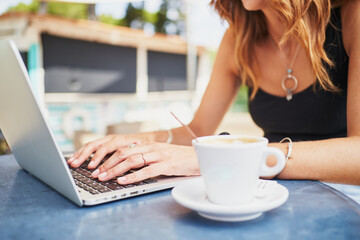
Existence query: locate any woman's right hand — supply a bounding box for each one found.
[67,134,146,169]
[66,133,201,184]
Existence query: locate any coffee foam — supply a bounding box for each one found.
[200,137,259,145]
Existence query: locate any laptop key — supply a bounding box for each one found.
[84,186,93,191]
[143,179,157,184]
[97,188,112,193]
[81,171,92,178]
[107,184,125,190]
[71,161,159,196]
[88,182,100,188]
[89,190,99,195]
[101,181,115,187]
[82,179,94,184]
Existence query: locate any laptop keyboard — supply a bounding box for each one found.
[68,158,157,195]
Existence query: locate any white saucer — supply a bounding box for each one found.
[171,178,289,222]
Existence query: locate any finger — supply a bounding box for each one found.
[70,137,110,168]
[93,150,127,176]
[94,144,154,178]
[67,156,76,164]
[97,154,147,181]
[67,146,85,165]
[67,146,85,164]
[91,150,127,178]
[68,140,142,165]
[77,137,143,168]
[87,141,122,169]
[118,164,164,184]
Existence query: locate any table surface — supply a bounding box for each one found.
[1,154,360,240]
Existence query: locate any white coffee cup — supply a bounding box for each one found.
[192,135,286,205]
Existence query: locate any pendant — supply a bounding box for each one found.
[281,69,298,101]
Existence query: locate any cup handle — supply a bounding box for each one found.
[259,147,286,177]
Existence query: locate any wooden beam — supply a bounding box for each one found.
[0,12,202,54]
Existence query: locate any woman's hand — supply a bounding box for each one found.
[91,142,200,184]
[67,134,146,168]
[67,135,200,184]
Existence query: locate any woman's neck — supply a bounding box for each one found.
[262,8,297,56]
[262,8,286,44]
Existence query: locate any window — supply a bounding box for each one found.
[147,50,187,92]
[42,34,137,93]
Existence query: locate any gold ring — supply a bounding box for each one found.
[128,143,137,148]
[141,153,147,166]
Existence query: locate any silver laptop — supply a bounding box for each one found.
[0,39,192,206]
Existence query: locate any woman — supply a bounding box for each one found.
[67,0,360,185]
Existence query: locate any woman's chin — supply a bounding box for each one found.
[241,0,267,11]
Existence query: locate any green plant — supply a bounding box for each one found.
[98,14,121,26]
[47,2,88,20]
[5,0,186,36]
[231,85,249,112]
[0,131,11,155]
[7,0,40,13]
[7,0,88,20]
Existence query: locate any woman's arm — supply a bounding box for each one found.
[69,28,240,177]
[171,27,241,145]
[275,1,360,185]
[273,137,360,184]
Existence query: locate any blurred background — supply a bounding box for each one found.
[0,0,262,155]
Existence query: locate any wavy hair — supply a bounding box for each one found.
[210,0,347,98]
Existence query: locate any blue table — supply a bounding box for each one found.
[0,154,359,240]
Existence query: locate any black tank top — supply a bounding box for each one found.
[248,7,349,143]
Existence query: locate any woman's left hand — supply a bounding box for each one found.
[91,142,200,184]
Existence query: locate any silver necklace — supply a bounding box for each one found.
[270,38,301,101]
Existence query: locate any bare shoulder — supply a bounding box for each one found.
[341,0,360,56]
[214,26,238,77]
[221,27,236,45]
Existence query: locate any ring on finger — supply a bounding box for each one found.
[141,153,147,166]
[128,143,137,148]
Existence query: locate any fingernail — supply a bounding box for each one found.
[98,172,107,180]
[118,176,126,183]
[92,169,100,178]
[88,161,96,168]
[72,159,78,165]
[67,157,74,163]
